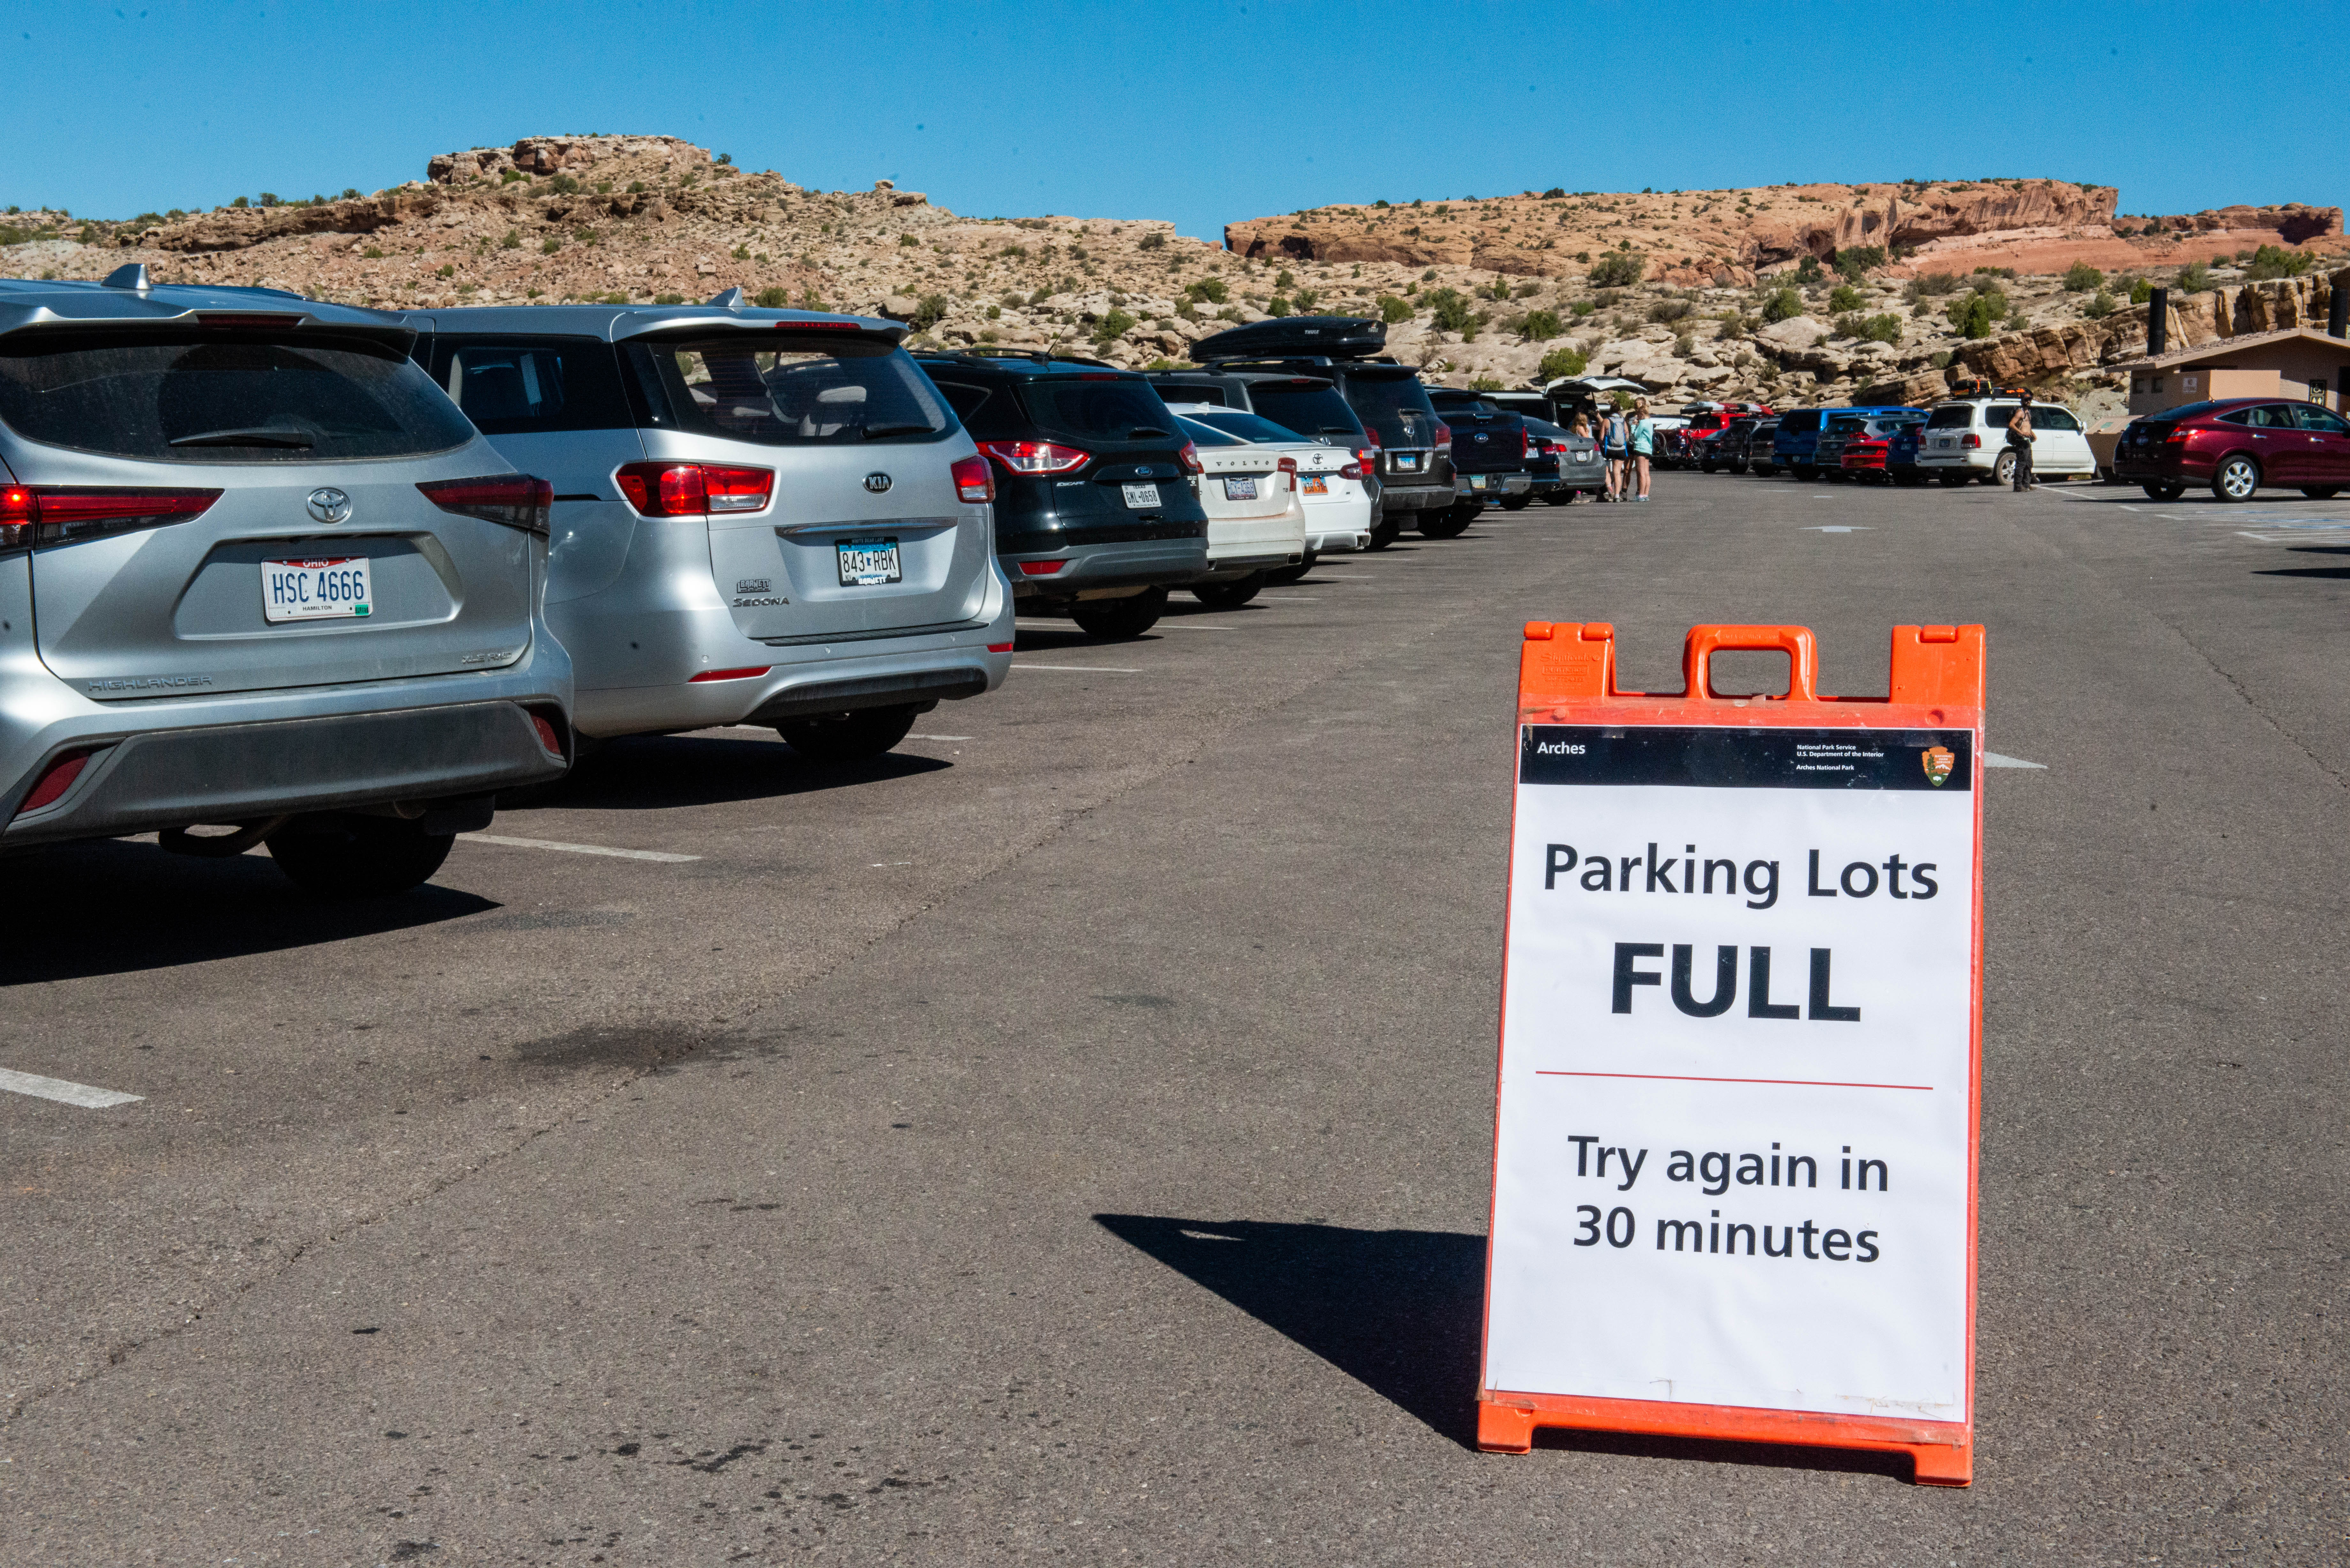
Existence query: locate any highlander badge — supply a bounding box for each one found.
[305,487,352,524]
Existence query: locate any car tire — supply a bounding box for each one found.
[1418,507,1476,539]
[1499,494,1532,511]
[1191,572,1265,610]
[267,816,455,898]
[1265,551,1316,585]
[1991,451,2018,486]
[1364,516,1401,550]
[2140,481,2186,500]
[1791,464,1815,481]
[778,703,921,763]
[2300,487,2341,500]
[1699,461,1716,474]
[1937,472,1968,487]
[1069,585,1168,638]
[2212,455,2260,503]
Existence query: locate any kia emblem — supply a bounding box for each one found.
[863,472,893,494]
[305,486,352,524]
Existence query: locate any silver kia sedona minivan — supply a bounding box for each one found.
[404,299,1013,762]
[0,270,573,894]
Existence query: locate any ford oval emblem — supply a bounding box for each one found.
[863,472,893,494]
[305,486,352,524]
[1472,433,1490,444]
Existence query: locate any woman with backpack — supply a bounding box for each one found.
[1601,403,1629,501]
[1629,398,1656,501]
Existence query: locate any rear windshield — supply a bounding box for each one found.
[0,331,474,464]
[427,335,633,434]
[1776,410,1821,433]
[1341,372,1441,442]
[2141,402,2215,425]
[1150,381,1228,407]
[1925,405,1976,429]
[1175,415,1245,448]
[629,334,950,445]
[1178,408,1303,443]
[1247,382,1361,438]
[1018,379,1178,440]
[1825,417,1868,435]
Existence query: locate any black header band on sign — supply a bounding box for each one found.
[1520,725,1975,792]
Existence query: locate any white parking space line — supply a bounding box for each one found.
[907,734,973,742]
[1255,596,1318,601]
[1012,663,1140,674]
[1984,752,2047,769]
[467,834,701,863]
[0,1067,143,1110]
[1156,622,1237,631]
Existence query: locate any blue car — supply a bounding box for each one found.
[1771,405,1915,480]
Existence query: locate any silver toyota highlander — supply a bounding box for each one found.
[403,297,1013,760]
[0,267,573,894]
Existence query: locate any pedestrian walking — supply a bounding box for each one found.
[1601,403,1629,501]
[1629,398,1655,501]
[2006,394,2036,492]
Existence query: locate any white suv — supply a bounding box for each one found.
[1917,398,2096,486]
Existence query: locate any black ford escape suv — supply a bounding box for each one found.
[914,352,1208,639]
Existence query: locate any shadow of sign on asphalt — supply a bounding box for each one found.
[1092,1214,1485,1446]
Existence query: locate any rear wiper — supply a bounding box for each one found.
[168,426,315,449]
[860,423,935,440]
[1127,426,1170,440]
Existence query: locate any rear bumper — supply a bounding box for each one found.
[1379,480,1456,512]
[3,691,568,849]
[1459,471,1534,496]
[2113,453,2200,481]
[1003,535,1210,602]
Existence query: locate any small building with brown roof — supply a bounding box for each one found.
[2118,326,2350,416]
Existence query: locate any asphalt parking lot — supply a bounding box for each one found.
[4,471,2346,1565]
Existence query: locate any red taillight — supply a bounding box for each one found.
[2164,428,2192,445]
[951,453,996,503]
[987,641,1014,652]
[612,462,774,517]
[980,440,1090,475]
[1277,456,1298,492]
[688,665,772,682]
[1340,463,1362,480]
[417,475,553,535]
[0,486,220,552]
[1521,428,1533,460]
[1358,426,1382,451]
[1178,440,1203,476]
[526,707,566,759]
[1961,433,1981,449]
[1017,559,1067,576]
[1434,421,1453,452]
[16,750,91,815]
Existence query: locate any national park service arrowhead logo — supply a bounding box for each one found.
[1922,745,1956,787]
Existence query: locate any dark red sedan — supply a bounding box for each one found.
[2113,397,2350,502]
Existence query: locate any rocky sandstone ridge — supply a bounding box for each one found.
[13,135,2345,413]
[1226,181,2345,288]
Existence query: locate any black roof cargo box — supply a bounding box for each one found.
[1193,315,1385,363]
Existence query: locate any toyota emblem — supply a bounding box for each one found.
[305,487,352,524]
[863,472,893,494]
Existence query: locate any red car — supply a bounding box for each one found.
[2113,397,2350,501]
[1838,414,1927,484]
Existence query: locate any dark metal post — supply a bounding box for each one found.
[2147,288,2169,358]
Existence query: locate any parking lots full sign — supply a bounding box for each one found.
[1478,623,1985,1486]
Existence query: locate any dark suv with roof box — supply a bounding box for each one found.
[914,351,1208,638]
[1189,317,1455,539]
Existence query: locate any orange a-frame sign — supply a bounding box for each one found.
[1478,622,1985,1486]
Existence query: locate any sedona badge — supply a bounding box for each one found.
[1921,745,1955,787]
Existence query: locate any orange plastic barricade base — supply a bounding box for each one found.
[1475,1391,1973,1486]
[1483,621,1986,1489]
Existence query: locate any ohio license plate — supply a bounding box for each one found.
[836,536,901,586]
[262,557,372,622]
[1300,474,1328,495]
[1222,476,1259,501]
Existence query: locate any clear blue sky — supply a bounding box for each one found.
[5,0,2343,242]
